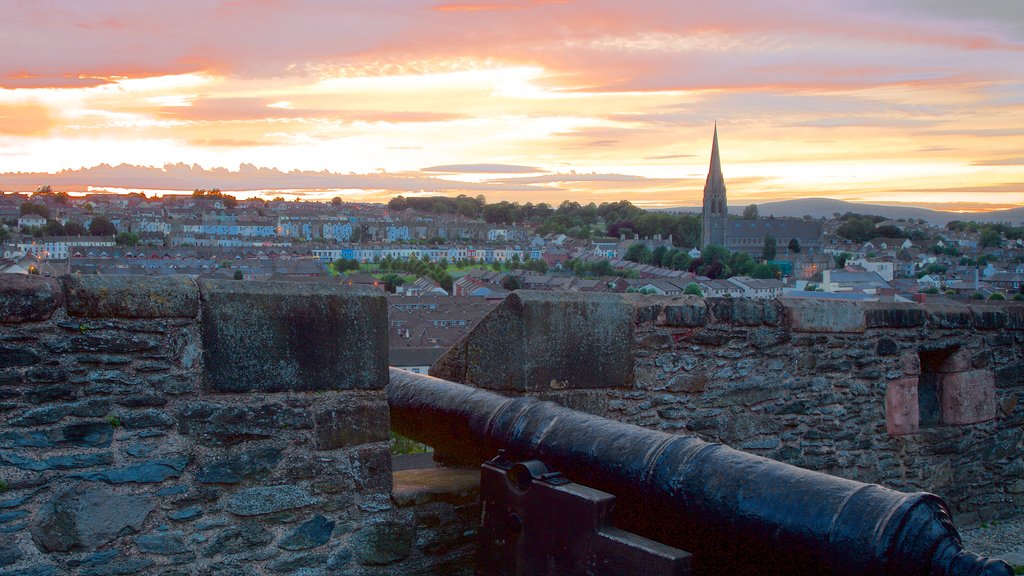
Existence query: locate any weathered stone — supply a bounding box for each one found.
[23,385,76,404]
[861,302,926,328]
[659,297,708,327]
[199,279,387,392]
[0,451,113,471]
[0,274,62,323]
[876,337,898,356]
[53,334,158,354]
[61,422,114,448]
[167,507,202,521]
[30,485,154,552]
[71,398,110,417]
[901,351,921,376]
[204,524,273,557]
[431,291,634,391]
[968,304,1007,330]
[119,409,175,429]
[351,520,414,565]
[178,402,310,446]
[8,405,72,427]
[886,377,919,436]
[62,274,199,318]
[78,558,155,576]
[747,327,790,349]
[313,400,389,450]
[266,552,329,572]
[0,347,40,369]
[73,455,189,484]
[116,394,167,408]
[708,297,781,326]
[0,566,56,576]
[277,515,334,550]
[135,531,188,555]
[781,299,865,333]
[196,446,282,484]
[924,301,972,329]
[0,540,21,567]
[941,370,996,425]
[225,485,316,516]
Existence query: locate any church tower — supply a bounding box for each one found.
[701,124,728,249]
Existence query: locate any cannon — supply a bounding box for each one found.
[388,368,1012,576]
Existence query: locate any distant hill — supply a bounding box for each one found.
[661,198,1024,225]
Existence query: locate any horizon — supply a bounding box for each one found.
[1,1,1023,210]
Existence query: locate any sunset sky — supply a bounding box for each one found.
[1,0,1022,210]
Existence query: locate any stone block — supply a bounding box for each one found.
[62,274,199,318]
[941,370,996,425]
[861,302,926,328]
[0,274,63,323]
[923,301,972,329]
[781,298,865,333]
[966,303,1007,330]
[1003,304,1024,330]
[659,296,708,327]
[707,297,780,326]
[431,291,634,391]
[313,398,390,450]
[199,279,388,392]
[30,485,155,552]
[900,351,920,375]
[225,485,317,516]
[886,377,919,436]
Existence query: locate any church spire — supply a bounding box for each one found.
[701,123,728,249]
[706,122,725,193]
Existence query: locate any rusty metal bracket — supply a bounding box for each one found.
[477,452,692,576]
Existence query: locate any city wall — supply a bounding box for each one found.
[432,291,1024,525]
[0,274,473,576]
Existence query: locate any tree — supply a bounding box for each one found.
[502,276,521,291]
[683,283,703,296]
[116,232,139,246]
[65,221,86,235]
[233,270,244,280]
[835,252,853,268]
[788,238,801,254]
[19,203,49,218]
[874,225,905,238]
[836,218,876,242]
[988,293,1005,301]
[88,216,117,236]
[651,245,668,267]
[43,219,65,236]
[625,243,652,264]
[751,263,778,279]
[380,273,405,293]
[979,227,1002,248]
[222,195,238,209]
[742,204,759,219]
[671,251,691,271]
[331,196,343,206]
[762,235,777,261]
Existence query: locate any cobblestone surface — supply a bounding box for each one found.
[961,514,1024,567]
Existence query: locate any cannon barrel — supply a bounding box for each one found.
[388,368,1012,576]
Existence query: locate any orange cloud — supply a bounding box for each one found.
[0,103,53,136]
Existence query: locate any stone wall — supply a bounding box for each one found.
[431,291,1024,525]
[0,274,439,576]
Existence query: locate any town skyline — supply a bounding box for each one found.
[2,1,1023,210]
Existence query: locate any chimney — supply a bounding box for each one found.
[913,293,927,304]
[620,233,625,241]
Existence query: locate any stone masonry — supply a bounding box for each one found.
[0,274,443,576]
[432,291,1024,525]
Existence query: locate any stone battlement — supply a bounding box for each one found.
[0,274,459,575]
[432,291,1024,524]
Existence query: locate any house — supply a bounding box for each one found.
[726,276,785,299]
[848,258,895,282]
[822,269,890,293]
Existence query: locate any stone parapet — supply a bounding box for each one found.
[0,274,398,575]
[432,292,1024,525]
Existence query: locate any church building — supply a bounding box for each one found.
[700,126,823,256]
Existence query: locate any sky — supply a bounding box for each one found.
[1,0,1023,210]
